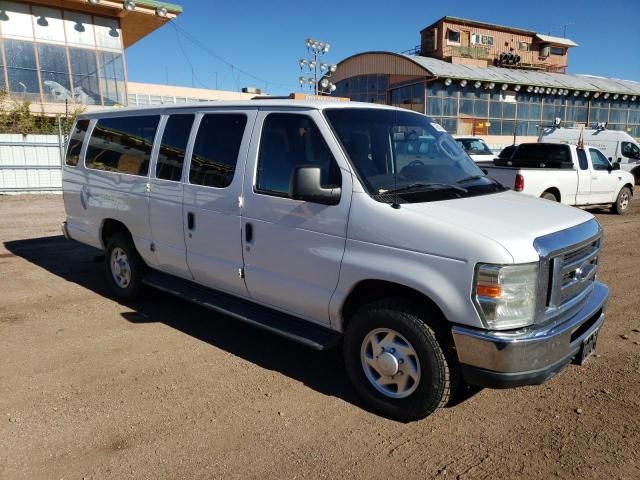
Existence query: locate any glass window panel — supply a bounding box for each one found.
[488,120,501,135]
[255,114,340,196]
[628,109,640,124]
[65,119,90,166]
[502,120,515,136]
[156,114,194,182]
[442,96,456,116]
[489,101,501,118]
[32,6,65,43]
[377,75,388,92]
[474,100,488,117]
[68,47,100,105]
[85,115,160,176]
[426,96,442,116]
[0,1,34,39]
[440,118,457,133]
[38,43,72,103]
[3,39,40,101]
[502,102,516,119]
[99,51,125,105]
[189,114,247,188]
[357,76,366,94]
[609,108,627,124]
[94,16,122,50]
[459,98,473,115]
[517,102,529,120]
[63,11,95,47]
[427,82,440,97]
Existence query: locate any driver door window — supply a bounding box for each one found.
[255,114,341,197]
[621,142,640,160]
[589,149,610,171]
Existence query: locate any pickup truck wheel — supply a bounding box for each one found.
[541,191,558,202]
[105,232,146,299]
[612,187,632,215]
[344,299,456,422]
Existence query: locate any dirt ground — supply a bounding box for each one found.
[0,194,638,480]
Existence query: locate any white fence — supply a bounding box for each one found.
[0,134,65,193]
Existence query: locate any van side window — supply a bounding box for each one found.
[156,114,194,182]
[588,149,610,171]
[621,142,640,160]
[577,148,589,170]
[85,115,160,176]
[65,119,90,166]
[255,114,341,197]
[189,114,247,188]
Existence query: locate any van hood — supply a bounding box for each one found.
[401,190,595,263]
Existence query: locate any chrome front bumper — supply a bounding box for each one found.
[452,281,609,388]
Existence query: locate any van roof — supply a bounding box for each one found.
[76,99,404,119]
[541,127,635,139]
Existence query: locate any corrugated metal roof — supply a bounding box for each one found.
[535,34,578,47]
[401,54,640,95]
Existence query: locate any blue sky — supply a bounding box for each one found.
[126,0,640,95]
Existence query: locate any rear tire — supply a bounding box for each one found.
[105,231,146,300]
[612,186,632,215]
[541,191,558,202]
[343,298,458,422]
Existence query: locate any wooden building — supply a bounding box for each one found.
[420,16,577,73]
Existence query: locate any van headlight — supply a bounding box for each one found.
[473,263,538,330]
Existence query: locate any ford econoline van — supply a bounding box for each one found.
[62,101,608,421]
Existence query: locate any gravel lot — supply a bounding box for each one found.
[0,194,639,480]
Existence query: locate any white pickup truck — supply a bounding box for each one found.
[481,143,635,214]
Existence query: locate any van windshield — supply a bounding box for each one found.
[324,108,505,203]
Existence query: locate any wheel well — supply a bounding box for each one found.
[341,280,449,335]
[622,183,634,196]
[542,187,560,201]
[100,219,130,248]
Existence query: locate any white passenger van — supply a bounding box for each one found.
[62,101,608,421]
[539,126,640,183]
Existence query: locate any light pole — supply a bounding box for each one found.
[298,38,337,95]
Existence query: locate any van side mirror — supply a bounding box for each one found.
[611,162,621,171]
[290,166,341,205]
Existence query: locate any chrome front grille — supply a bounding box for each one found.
[533,219,603,326]
[556,239,600,305]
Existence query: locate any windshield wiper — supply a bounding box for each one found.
[379,182,468,195]
[456,175,485,184]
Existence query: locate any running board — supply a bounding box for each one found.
[142,271,342,351]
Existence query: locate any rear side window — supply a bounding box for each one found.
[65,119,90,166]
[256,114,341,196]
[189,114,247,188]
[156,114,194,181]
[577,149,588,170]
[515,144,569,162]
[85,115,160,176]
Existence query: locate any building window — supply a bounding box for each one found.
[446,29,461,45]
[38,43,72,103]
[472,34,493,46]
[3,39,41,102]
[518,42,530,51]
[481,35,494,46]
[550,46,565,56]
[423,28,437,51]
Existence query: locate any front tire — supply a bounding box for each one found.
[343,298,457,422]
[105,231,146,299]
[612,186,632,215]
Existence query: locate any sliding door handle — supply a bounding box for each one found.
[187,212,195,230]
[245,223,253,243]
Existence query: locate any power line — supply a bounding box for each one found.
[169,21,298,91]
[171,22,215,90]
